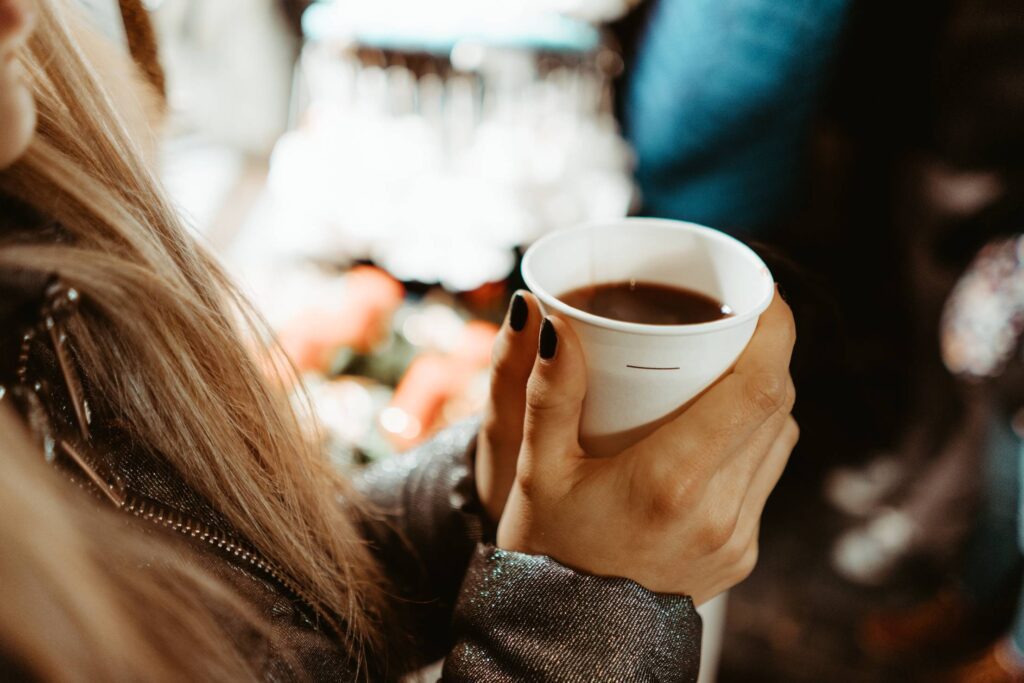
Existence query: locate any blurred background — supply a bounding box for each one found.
[87,0,1024,680]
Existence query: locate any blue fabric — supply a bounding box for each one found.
[958,411,1024,653]
[961,414,1022,605]
[1016,433,1024,655]
[1019,429,1024,552]
[624,0,850,231]
[1015,574,1024,658]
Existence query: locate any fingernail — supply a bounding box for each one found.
[508,292,528,332]
[776,282,789,302]
[539,318,557,360]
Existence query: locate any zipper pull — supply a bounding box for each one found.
[59,439,127,508]
[43,280,91,442]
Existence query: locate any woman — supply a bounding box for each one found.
[0,0,799,680]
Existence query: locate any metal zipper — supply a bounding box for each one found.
[58,452,329,630]
[121,490,300,597]
[123,491,336,634]
[26,281,332,634]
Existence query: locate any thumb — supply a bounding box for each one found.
[521,316,587,466]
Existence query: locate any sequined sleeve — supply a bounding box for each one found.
[443,545,702,682]
[353,420,491,669]
[355,421,702,680]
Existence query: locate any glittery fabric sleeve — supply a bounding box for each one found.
[940,235,1024,379]
[353,419,492,668]
[443,545,703,682]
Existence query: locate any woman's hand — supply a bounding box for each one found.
[476,291,544,522]
[497,293,798,605]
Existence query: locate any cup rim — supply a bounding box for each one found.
[521,218,775,337]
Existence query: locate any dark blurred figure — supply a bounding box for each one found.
[616,0,1024,680]
[860,236,1024,681]
[849,3,1024,679]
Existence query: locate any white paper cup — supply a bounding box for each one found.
[521,218,774,457]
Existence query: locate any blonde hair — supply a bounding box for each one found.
[0,406,272,681]
[0,0,388,674]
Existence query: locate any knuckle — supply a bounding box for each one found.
[647,472,703,521]
[525,374,572,420]
[489,336,520,379]
[646,489,677,522]
[514,459,538,496]
[783,309,797,348]
[782,378,797,414]
[732,543,759,583]
[525,373,553,411]
[697,510,739,554]
[746,371,786,415]
[786,417,801,446]
[721,528,748,564]
[481,410,502,438]
[774,298,797,346]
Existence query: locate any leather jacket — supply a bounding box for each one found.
[0,214,702,681]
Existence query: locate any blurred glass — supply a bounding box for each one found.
[266,0,634,290]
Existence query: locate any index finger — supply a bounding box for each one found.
[629,291,796,477]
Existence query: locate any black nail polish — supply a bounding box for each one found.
[539,318,557,360]
[508,293,528,332]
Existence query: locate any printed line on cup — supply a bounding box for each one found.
[626,364,681,371]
